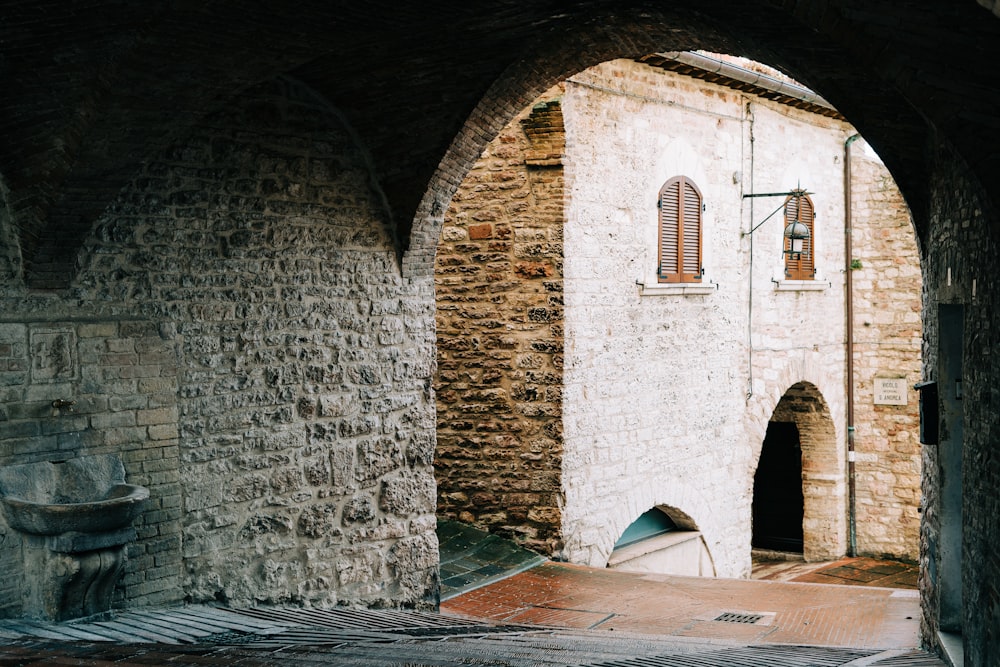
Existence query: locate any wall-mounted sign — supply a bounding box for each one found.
[874,377,908,405]
[29,327,77,383]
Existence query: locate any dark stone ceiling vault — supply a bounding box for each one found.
[2,1,998,288]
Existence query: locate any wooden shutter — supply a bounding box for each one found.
[784,194,815,280]
[658,176,702,283]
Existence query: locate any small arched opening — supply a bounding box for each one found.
[606,506,716,577]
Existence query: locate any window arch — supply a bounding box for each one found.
[658,176,702,283]
[783,193,815,280]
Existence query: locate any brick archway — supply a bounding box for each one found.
[760,382,846,562]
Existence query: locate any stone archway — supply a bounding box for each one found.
[761,382,845,562]
[5,4,1000,659]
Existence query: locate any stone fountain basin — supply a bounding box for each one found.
[1,484,150,536]
[0,454,149,537]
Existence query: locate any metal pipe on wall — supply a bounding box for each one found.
[845,132,861,557]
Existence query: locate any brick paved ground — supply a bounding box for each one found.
[442,561,921,650]
[752,555,919,589]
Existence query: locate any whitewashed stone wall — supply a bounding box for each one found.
[560,60,857,575]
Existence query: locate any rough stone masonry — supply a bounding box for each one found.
[2,4,1000,663]
[0,79,439,612]
[435,58,921,577]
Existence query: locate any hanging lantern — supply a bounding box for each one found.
[783,218,810,257]
[783,190,810,258]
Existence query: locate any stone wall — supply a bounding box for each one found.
[434,90,566,554]
[436,59,921,578]
[0,77,438,612]
[560,60,853,575]
[921,141,1000,664]
[849,143,922,561]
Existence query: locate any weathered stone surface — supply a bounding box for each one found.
[356,439,403,484]
[387,532,438,577]
[435,90,567,554]
[297,504,342,539]
[379,472,436,517]
[342,495,377,525]
[0,80,437,614]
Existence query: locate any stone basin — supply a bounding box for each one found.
[0,454,149,536]
[0,453,149,621]
[1,483,149,536]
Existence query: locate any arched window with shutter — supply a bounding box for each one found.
[658,176,702,283]
[783,193,816,280]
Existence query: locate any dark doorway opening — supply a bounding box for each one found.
[752,421,804,552]
[937,304,964,636]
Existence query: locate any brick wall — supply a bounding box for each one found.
[0,77,438,612]
[849,143,922,560]
[434,89,566,554]
[0,319,181,615]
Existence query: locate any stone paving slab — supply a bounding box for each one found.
[790,558,919,589]
[438,520,546,600]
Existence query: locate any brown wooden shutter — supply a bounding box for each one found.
[681,179,702,281]
[658,176,702,283]
[659,179,681,281]
[784,194,815,280]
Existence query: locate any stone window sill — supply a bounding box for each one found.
[637,281,718,297]
[773,279,830,292]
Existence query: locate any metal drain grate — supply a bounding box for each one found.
[712,612,764,624]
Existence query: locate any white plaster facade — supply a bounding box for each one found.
[559,59,870,577]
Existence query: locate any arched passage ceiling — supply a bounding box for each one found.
[2,1,998,288]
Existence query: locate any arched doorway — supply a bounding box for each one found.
[752,421,804,553]
[755,382,845,562]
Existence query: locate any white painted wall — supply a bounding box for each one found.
[559,60,850,577]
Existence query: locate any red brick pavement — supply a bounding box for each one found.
[787,557,919,588]
[441,560,921,650]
